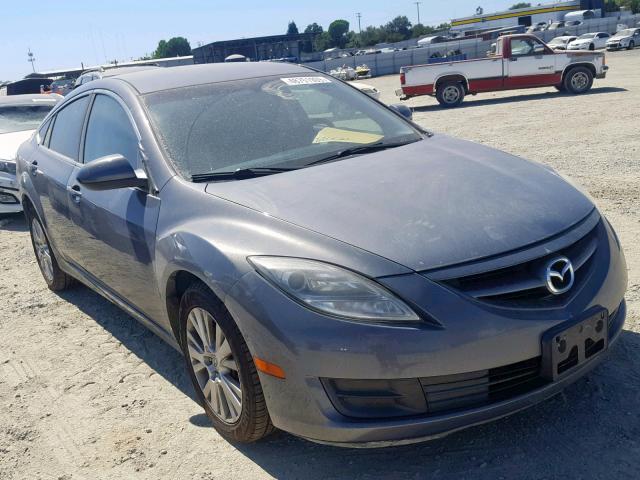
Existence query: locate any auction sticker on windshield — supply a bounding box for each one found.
[281,77,332,86]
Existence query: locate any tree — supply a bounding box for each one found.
[509,2,531,9]
[384,16,413,41]
[287,21,299,35]
[154,37,191,58]
[328,19,350,48]
[304,23,323,35]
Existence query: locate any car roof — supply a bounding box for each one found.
[100,65,161,78]
[114,62,313,95]
[0,93,62,107]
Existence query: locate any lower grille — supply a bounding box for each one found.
[421,357,545,414]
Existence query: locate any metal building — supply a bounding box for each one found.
[192,34,316,64]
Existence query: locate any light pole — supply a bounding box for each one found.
[27,48,36,73]
[356,12,362,34]
[414,1,422,25]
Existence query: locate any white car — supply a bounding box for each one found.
[547,35,577,51]
[350,82,381,100]
[0,94,61,214]
[568,32,611,51]
[606,28,640,50]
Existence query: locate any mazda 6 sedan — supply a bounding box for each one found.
[16,63,627,447]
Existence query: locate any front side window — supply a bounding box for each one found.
[143,74,420,179]
[48,96,90,161]
[83,94,138,164]
[510,38,538,56]
[0,104,54,134]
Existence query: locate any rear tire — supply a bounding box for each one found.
[589,43,595,51]
[629,40,635,50]
[436,81,465,108]
[563,67,593,94]
[179,282,274,443]
[27,213,75,291]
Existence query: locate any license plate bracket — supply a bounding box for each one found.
[541,307,608,382]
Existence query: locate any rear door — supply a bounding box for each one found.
[504,37,560,89]
[64,91,163,318]
[29,95,91,254]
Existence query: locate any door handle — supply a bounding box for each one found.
[29,161,38,176]
[67,185,82,203]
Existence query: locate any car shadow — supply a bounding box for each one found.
[230,329,640,479]
[0,213,28,232]
[56,284,195,401]
[411,86,628,112]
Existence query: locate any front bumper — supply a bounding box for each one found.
[224,218,627,446]
[0,173,22,214]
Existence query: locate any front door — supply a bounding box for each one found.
[505,37,560,89]
[64,92,163,320]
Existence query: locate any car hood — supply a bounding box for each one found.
[609,35,629,40]
[0,130,34,160]
[205,135,594,271]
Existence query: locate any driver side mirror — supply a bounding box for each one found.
[389,103,413,121]
[533,44,545,54]
[77,154,148,191]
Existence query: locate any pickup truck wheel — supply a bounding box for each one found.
[555,85,566,92]
[436,82,465,108]
[564,67,593,94]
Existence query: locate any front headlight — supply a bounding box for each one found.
[0,159,16,175]
[249,256,420,322]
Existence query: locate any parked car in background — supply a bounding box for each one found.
[417,35,448,46]
[399,34,608,107]
[548,21,566,30]
[73,65,159,88]
[565,20,583,27]
[606,28,640,50]
[50,78,75,96]
[527,22,549,33]
[567,32,611,51]
[16,62,626,447]
[349,81,381,100]
[0,94,61,213]
[548,35,578,50]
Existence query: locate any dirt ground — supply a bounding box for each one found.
[1,49,639,480]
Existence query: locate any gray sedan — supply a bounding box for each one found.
[16,63,627,446]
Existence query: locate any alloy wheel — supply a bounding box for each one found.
[443,85,460,104]
[186,307,243,424]
[571,72,589,92]
[31,219,54,283]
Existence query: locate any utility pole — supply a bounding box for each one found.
[414,1,422,25]
[27,48,36,73]
[356,13,362,34]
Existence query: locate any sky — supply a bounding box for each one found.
[1,0,517,80]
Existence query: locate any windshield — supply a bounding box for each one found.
[143,74,421,179]
[0,104,53,134]
[577,34,595,39]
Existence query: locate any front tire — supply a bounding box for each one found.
[629,41,635,50]
[564,67,593,94]
[27,214,74,291]
[179,282,274,443]
[436,81,465,108]
[589,43,595,51]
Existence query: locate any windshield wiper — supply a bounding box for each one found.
[191,167,296,183]
[307,139,420,167]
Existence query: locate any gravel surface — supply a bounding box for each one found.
[1,49,639,480]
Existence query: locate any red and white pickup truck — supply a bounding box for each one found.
[397,34,608,107]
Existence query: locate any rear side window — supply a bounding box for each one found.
[48,96,90,161]
[83,94,138,164]
[37,117,52,145]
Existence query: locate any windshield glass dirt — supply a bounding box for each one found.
[143,74,420,178]
[0,105,52,133]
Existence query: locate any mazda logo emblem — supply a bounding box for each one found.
[545,256,574,295]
